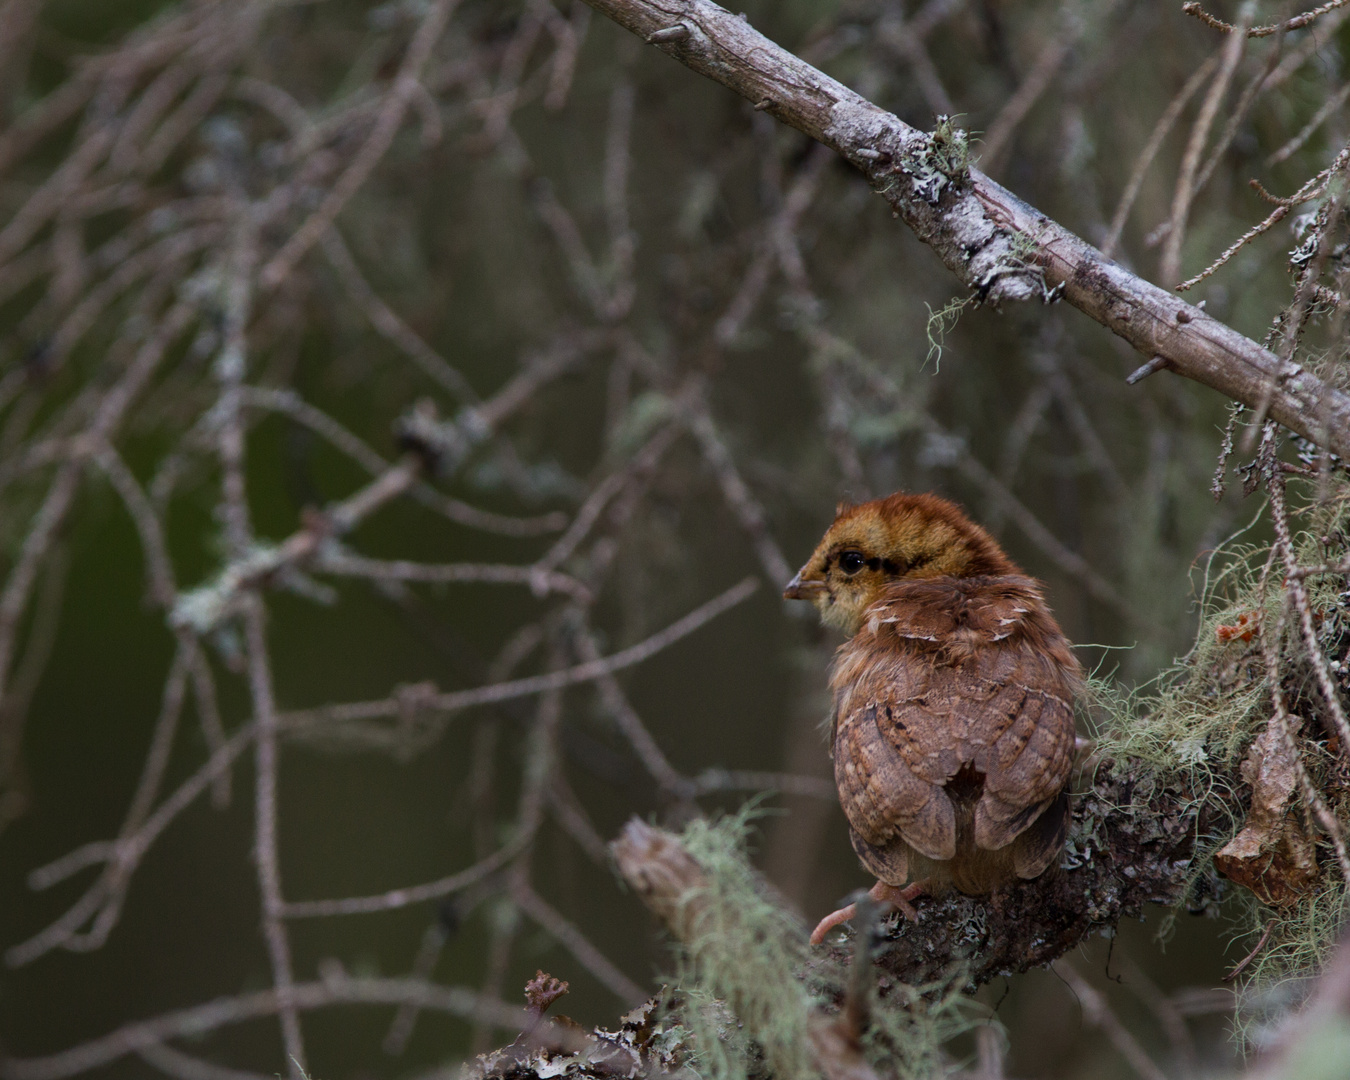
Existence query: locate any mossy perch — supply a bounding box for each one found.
[615,768,1201,993]
[612,817,882,1080]
[473,492,1350,1078]
[865,757,1202,987]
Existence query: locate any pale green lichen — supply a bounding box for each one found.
[664,807,988,1079]
[669,808,818,1080]
[923,294,975,372]
[1091,485,1350,1039]
[899,115,971,205]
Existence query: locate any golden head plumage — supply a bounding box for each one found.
[782,492,1018,636]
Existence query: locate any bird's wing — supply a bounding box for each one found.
[833,652,957,863]
[969,644,1077,852]
[1011,786,1071,879]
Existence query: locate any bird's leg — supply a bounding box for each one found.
[809,900,859,946]
[809,880,926,945]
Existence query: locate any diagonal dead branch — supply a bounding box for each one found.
[576,0,1350,460]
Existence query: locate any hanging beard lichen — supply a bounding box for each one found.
[625,807,986,1080]
[667,810,818,1080]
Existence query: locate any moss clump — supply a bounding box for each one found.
[1092,482,1350,1027]
[665,807,986,1079]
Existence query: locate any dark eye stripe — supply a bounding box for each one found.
[827,552,915,575]
[827,550,923,575]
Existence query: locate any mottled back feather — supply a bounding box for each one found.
[831,574,1080,895]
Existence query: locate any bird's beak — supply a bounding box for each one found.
[783,569,826,601]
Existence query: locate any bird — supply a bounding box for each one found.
[783,492,1081,945]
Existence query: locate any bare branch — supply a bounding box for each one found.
[0,977,525,1080]
[1182,0,1350,38]
[280,576,759,728]
[1053,961,1169,1080]
[1159,3,1250,287]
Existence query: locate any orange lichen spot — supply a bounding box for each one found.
[1216,612,1258,643]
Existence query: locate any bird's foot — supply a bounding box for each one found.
[885,880,925,921]
[809,880,926,945]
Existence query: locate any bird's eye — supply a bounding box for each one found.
[839,551,866,574]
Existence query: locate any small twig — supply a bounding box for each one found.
[382,922,450,1055]
[1268,81,1350,165]
[1267,452,1350,764]
[9,723,254,968]
[0,977,526,1080]
[873,5,956,116]
[512,883,647,1006]
[711,143,830,347]
[1054,961,1168,1080]
[137,1041,271,1080]
[689,768,834,800]
[320,231,479,404]
[1159,3,1251,287]
[683,399,794,585]
[979,1,1095,174]
[260,0,460,287]
[1117,955,1198,1077]
[1256,432,1350,885]
[920,415,1144,626]
[1182,0,1350,38]
[278,577,760,729]
[1102,54,1219,259]
[1125,356,1171,385]
[315,551,592,604]
[1225,919,1276,981]
[569,618,694,800]
[281,831,528,919]
[1176,203,1289,292]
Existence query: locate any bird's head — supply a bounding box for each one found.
[783,492,1019,634]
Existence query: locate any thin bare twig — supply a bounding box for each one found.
[513,883,647,1005]
[0,976,525,1080]
[260,0,461,287]
[1054,961,1168,1080]
[1159,3,1251,287]
[1183,0,1350,38]
[279,577,760,729]
[1102,55,1220,259]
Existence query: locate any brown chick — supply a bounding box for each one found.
[784,492,1081,945]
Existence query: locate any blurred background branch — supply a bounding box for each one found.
[2,1,1350,1078]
